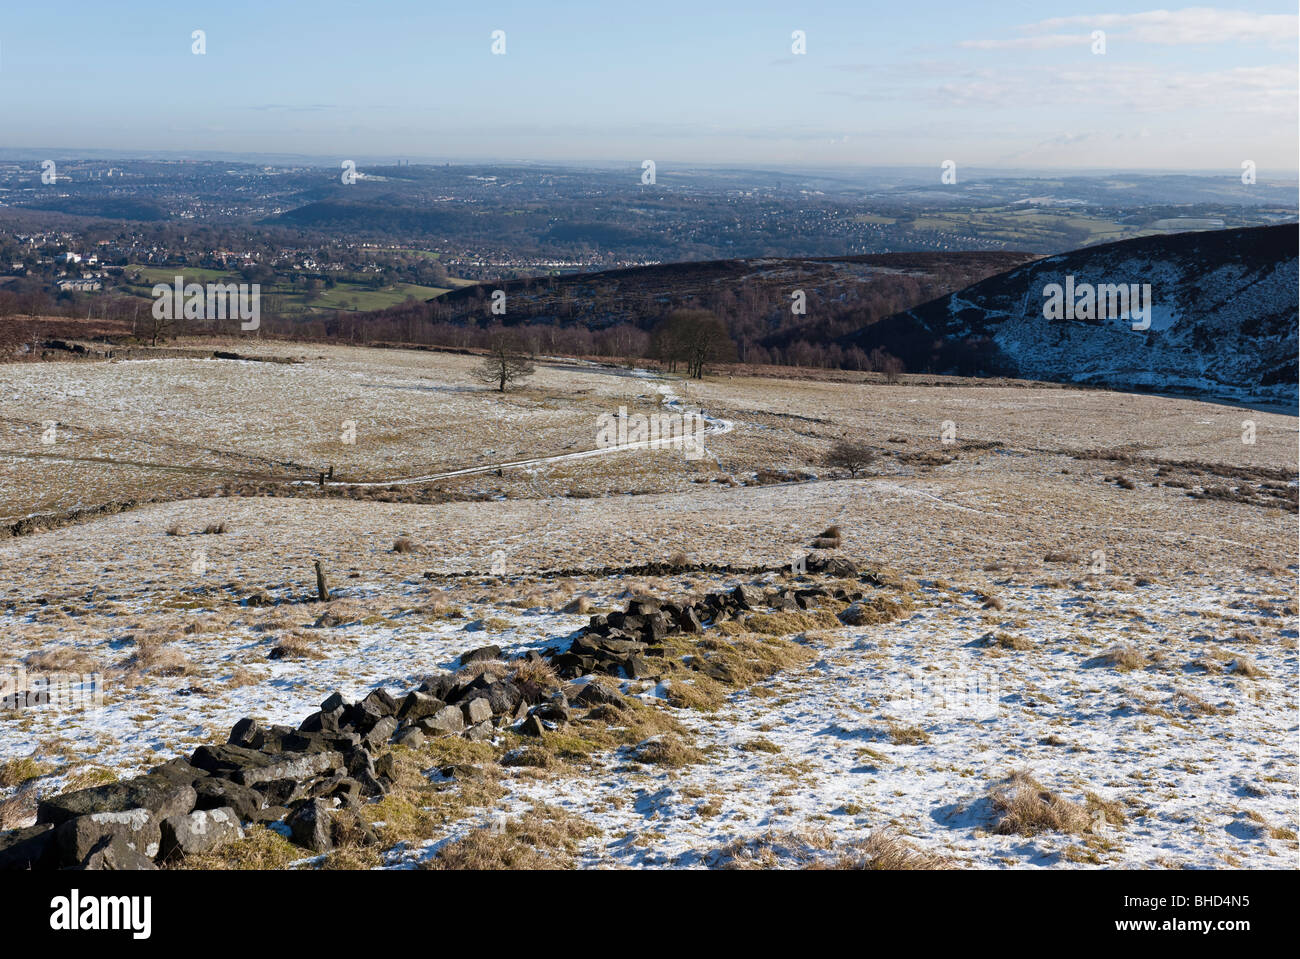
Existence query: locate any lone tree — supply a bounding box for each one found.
[471,334,536,392]
[825,439,877,477]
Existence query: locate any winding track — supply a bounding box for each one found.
[0,366,734,494]
[321,377,734,488]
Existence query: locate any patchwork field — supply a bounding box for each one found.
[0,342,1295,869]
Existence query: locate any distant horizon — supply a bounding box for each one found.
[0,149,1297,182]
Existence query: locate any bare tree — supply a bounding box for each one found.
[471,334,536,392]
[825,439,878,477]
[655,309,735,379]
[147,310,174,346]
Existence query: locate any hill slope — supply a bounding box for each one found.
[867,225,1297,404]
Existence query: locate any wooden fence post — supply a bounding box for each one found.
[314,560,330,602]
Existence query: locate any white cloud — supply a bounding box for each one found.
[966,7,1298,49]
[960,33,1094,50]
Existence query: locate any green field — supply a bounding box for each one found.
[906,206,1136,246]
[122,265,457,312]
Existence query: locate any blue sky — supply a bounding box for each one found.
[2,1,1296,171]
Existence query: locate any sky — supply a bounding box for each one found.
[1,1,1296,172]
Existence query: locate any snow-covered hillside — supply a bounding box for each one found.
[901,225,1298,405]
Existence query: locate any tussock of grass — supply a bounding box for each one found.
[827,830,954,870]
[269,629,326,660]
[1227,656,1266,679]
[745,609,840,635]
[1084,791,1127,828]
[1044,551,1081,564]
[886,723,930,745]
[981,631,1031,651]
[989,770,1090,837]
[664,674,726,711]
[631,734,705,767]
[425,803,601,870]
[839,595,913,626]
[0,756,52,788]
[24,647,100,674]
[709,829,834,869]
[119,632,193,676]
[1089,645,1149,671]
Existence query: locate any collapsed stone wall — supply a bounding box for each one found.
[1,552,865,870]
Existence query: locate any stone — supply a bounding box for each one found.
[731,584,764,610]
[462,697,493,726]
[145,757,208,786]
[532,697,571,725]
[627,599,661,616]
[260,725,294,753]
[228,717,265,749]
[189,743,270,777]
[439,763,485,781]
[37,778,196,828]
[308,776,362,808]
[342,700,387,733]
[159,807,244,860]
[286,798,334,852]
[320,691,348,713]
[418,673,456,700]
[643,615,669,641]
[253,805,290,824]
[257,779,304,806]
[624,654,657,680]
[344,747,375,780]
[231,750,343,788]
[418,704,465,735]
[81,834,158,870]
[194,778,264,821]
[0,823,56,871]
[675,605,704,633]
[244,589,273,608]
[460,645,502,665]
[281,729,362,754]
[397,690,445,722]
[298,707,343,734]
[394,726,425,749]
[55,808,162,865]
[575,682,626,709]
[519,714,547,737]
[478,681,521,715]
[361,688,399,717]
[597,638,648,655]
[464,720,494,742]
[808,553,857,577]
[362,716,398,751]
